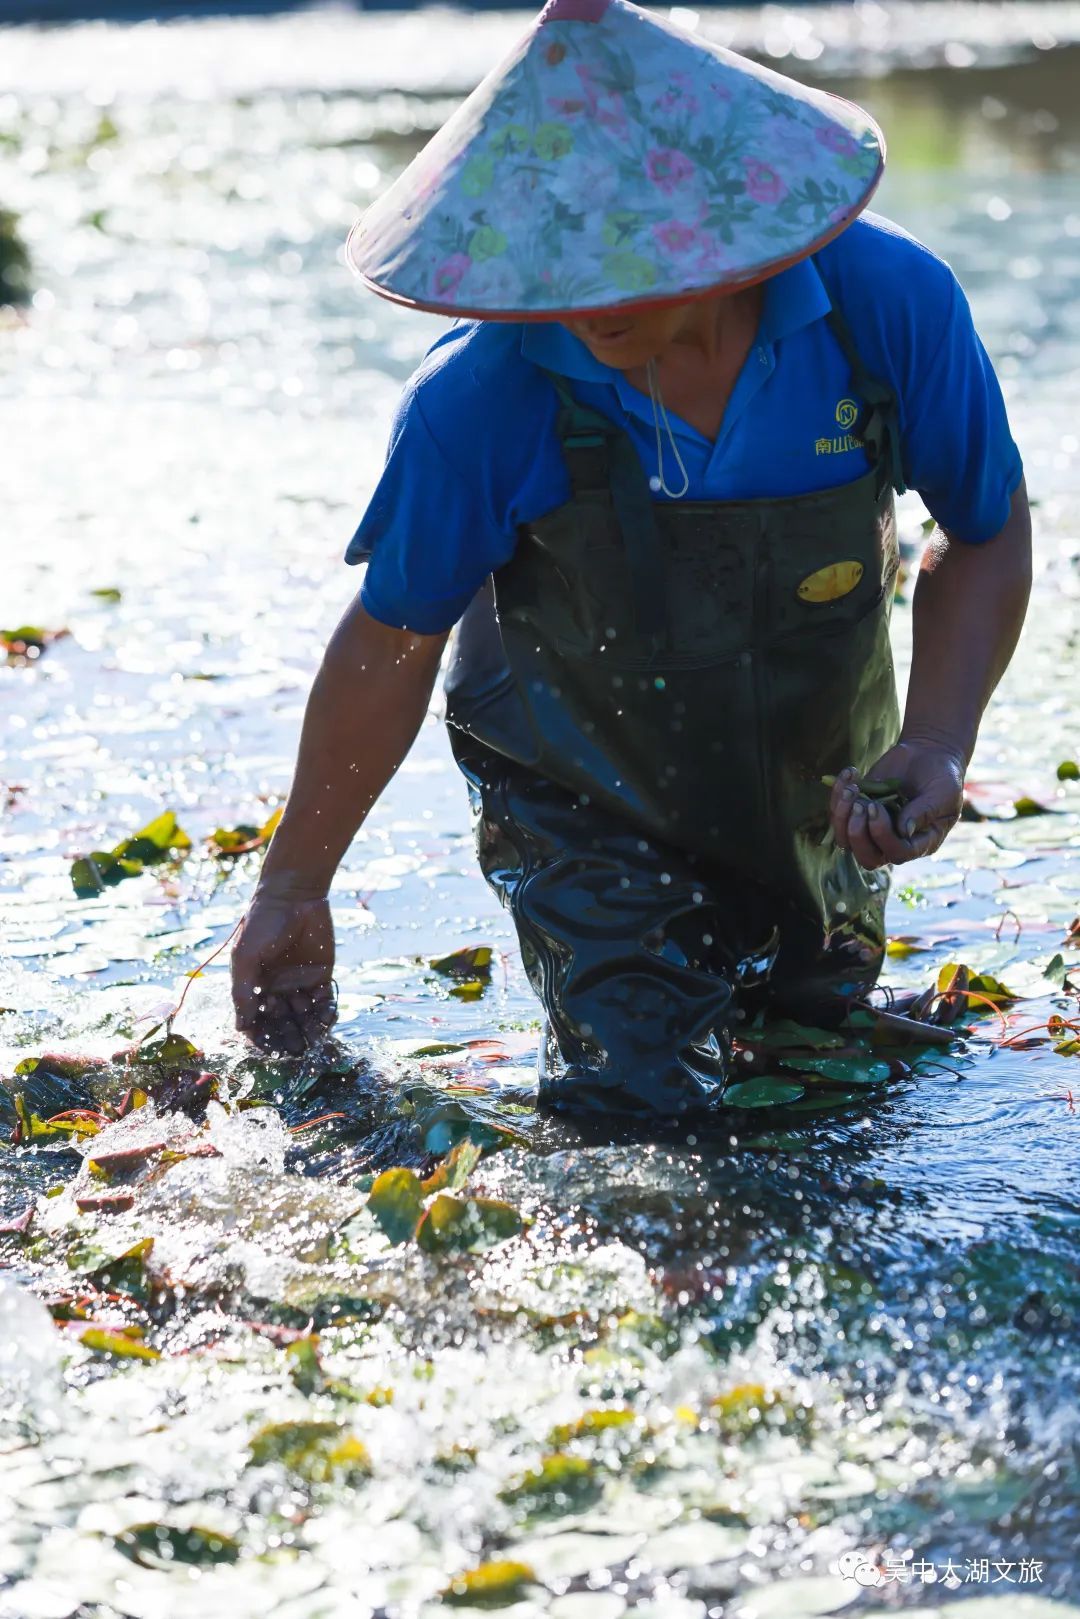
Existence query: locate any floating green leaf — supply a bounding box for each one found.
[1043,953,1067,989]
[116,1522,240,1569]
[741,1019,845,1051]
[723,1078,805,1109]
[208,806,282,858]
[936,961,1017,1007]
[785,1056,893,1088]
[2,624,68,665]
[85,1237,156,1303]
[81,1327,160,1361]
[71,810,191,896]
[547,1407,634,1447]
[71,851,145,897]
[786,1090,868,1115]
[422,1138,482,1195]
[416,1193,526,1254]
[132,1032,202,1073]
[429,945,493,978]
[501,1453,599,1507]
[248,1420,370,1483]
[1057,759,1079,782]
[368,1166,425,1245]
[443,1559,536,1607]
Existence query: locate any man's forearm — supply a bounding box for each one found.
[258,600,449,899]
[899,481,1032,764]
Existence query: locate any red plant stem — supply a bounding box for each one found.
[288,1113,348,1134]
[930,986,1011,1036]
[999,1017,1080,1050]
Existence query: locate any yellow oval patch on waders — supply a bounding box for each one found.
[796,560,864,603]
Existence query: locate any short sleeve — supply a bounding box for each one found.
[900,274,1023,543]
[346,385,517,634]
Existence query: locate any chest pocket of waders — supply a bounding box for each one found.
[529,501,762,669]
[513,398,764,670]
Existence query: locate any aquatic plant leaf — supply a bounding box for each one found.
[723,1079,805,1108]
[1043,952,1067,989]
[785,1090,867,1115]
[248,1420,370,1483]
[885,935,932,958]
[442,1559,536,1607]
[208,807,282,858]
[0,1206,35,1237]
[75,1192,135,1214]
[936,961,1017,1006]
[87,1142,165,1178]
[416,1192,525,1253]
[12,1098,102,1144]
[118,811,192,863]
[422,1138,482,1195]
[449,977,488,1001]
[80,1327,160,1361]
[1013,795,1051,817]
[2,624,69,664]
[547,1407,634,1447]
[116,1522,240,1569]
[86,1237,157,1304]
[71,811,191,895]
[785,1056,893,1088]
[429,945,493,978]
[741,1019,844,1051]
[711,1383,781,1427]
[501,1452,599,1507]
[209,823,260,853]
[131,1032,203,1072]
[367,1166,425,1245]
[89,586,123,603]
[13,1051,108,1081]
[71,851,143,896]
[1057,759,1079,781]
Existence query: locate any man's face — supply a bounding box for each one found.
[563,302,692,372]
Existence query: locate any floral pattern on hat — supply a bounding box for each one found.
[348,0,883,317]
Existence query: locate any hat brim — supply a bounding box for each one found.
[347,136,882,322]
[347,0,886,320]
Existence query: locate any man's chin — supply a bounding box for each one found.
[580,336,654,371]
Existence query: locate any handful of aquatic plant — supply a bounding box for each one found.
[820,774,908,848]
[822,773,906,815]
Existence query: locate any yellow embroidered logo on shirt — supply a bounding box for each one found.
[815,398,863,456]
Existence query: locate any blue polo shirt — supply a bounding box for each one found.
[348,212,1023,635]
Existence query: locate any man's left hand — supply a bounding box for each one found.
[829,741,966,871]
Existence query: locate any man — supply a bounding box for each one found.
[231,0,1031,1119]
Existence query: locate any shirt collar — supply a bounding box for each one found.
[520,254,831,380]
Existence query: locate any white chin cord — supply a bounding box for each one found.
[646,357,690,500]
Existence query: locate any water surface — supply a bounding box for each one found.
[1,8,1078,1616]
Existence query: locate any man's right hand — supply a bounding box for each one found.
[232,887,337,1055]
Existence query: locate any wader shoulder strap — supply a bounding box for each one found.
[817,287,907,498]
[542,369,668,646]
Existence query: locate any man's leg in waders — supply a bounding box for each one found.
[763,893,888,1029]
[454,745,778,1120]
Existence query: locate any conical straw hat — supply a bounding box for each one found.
[347,0,884,320]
